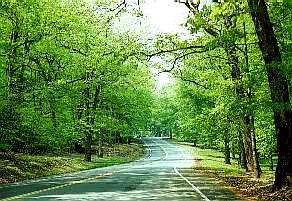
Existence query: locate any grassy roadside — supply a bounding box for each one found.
[0,143,144,184]
[172,140,291,201]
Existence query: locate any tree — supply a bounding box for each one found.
[247,0,292,188]
[0,0,154,160]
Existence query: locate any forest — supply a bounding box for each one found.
[0,0,291,193]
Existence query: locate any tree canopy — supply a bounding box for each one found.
[0,0,291,189]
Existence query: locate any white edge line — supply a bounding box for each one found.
[174,167,211,201]
[164,140,210,201]
[147,147,152,159]
[154,140,168,160]
[172,142,211,201]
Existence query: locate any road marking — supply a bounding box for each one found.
[144,145,152,160]
[0,139,158,201]
[171,141,211,201]
[139,140,210,201]
[1,173,112,201]
[153,139,168,160]
[174,167,211,201]
[157,140,210,201]
[1,138,170,201]
[130,139,168,169]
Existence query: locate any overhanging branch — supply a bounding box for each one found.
[158,49,208,74]
[59,43,87,56]
[176,69,208,89]
[147,45,205,57]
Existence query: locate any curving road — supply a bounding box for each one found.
[0,138,242,201]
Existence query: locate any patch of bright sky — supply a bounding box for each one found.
[142,0,213,90]
[141,0,189,35]
[113,0,194,89]
[114,0,190,38]
[141,0,191,89]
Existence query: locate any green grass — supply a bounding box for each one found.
[191,147,245,175]
[0,143,144,184]
[173,140,274,181]
[171,140,292,201]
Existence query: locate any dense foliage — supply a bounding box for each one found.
[0,0,154,159]
[150,0,292,188]
[0,0,291,189]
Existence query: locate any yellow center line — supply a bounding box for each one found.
[1,140,158,201]
[1,173,113,201]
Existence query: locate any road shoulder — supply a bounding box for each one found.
[172,140,292,201]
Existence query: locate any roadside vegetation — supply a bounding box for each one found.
[1,0,292,196]
[0,0,153,163]
[0,142,144,184]
[173,140,291,201]
[150,0,292,192]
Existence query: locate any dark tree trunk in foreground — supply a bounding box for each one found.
[247,0,292,188]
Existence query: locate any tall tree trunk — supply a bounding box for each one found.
[224,8,260,177]
[241,116,254,172]
[226,45,259,175]
[270,153,274,171]
[240,115,261,177]
[85,132,92,162]
[239,129,248,171]
[98,131,104,158]
[84,83,92,162]
[224,128,231,164]
[250,116,261,178]
[247,0,292,188]
[181,0,261,177]
[243,22,261,178]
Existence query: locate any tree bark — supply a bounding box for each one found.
[247,0,292,188]
[241,116,254,172]
[180,0,262,177]
[225,45,259,175]
[250,116,261,178]
[270,154,274,171]
[84,80,92,162]
[243,22,261,178]
[98,129,104,158]
[239,130,248,171]
[224,128,231,164]
[85,132,92,162]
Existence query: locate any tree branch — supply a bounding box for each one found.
[147,45,205,57]
[110,0,127,12]
[176,69,208,89]
[59,43,87,56]
[158,49,208,74]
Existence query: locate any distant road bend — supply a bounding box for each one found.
[0,137,242,201]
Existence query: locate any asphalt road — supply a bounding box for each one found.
[0,137,242,201]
